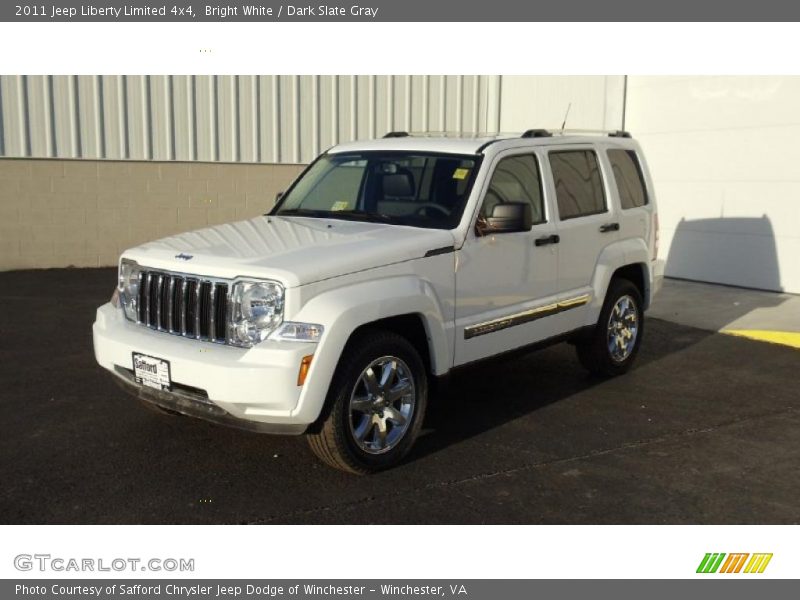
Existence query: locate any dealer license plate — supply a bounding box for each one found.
[132,352,172,391]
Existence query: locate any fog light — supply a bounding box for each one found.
[297,355,314,386]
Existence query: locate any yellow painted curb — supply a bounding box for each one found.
[722,329,800,350]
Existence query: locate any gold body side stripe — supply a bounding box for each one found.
[464,294,591,340]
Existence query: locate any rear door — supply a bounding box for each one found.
[545,147,620,330]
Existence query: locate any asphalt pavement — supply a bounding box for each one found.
[0,268,798,524]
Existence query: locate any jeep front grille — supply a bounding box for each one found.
[136,270,229,343]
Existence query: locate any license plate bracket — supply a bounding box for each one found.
[132,352,172,391]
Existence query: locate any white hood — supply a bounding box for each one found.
[123,215,456,287]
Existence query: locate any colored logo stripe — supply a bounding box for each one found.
[697,553,773,574]
[719,553,749,573]
[697,553,726,573]
[744,553,773,573]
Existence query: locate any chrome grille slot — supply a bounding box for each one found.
[214,283,228,341]
[148,273,159,328]
[199,281,212,339]
[185,278,198,338]
[136,272,147,323]
[157,275,169,330]
[168,276,180,333]
[136,269,229,344]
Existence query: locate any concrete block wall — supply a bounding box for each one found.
[0,159,305,270]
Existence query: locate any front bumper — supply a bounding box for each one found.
[93,303,319,432]
[111,366,307,434]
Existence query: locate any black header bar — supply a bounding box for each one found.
[4,0,800,22]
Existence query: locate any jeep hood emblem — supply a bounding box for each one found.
[175,253,194,261]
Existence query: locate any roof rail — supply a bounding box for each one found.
[380,129,632,140]
[520,129,552,138]
[608,130,632,138]
[546,128,633,138]
[381,131,509,138]
[518,128,634,138]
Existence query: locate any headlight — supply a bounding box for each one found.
[269,322,324,342]
[230,280,284,347]
[118,258,141,321]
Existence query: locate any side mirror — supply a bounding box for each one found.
[477,202,532,235]
[275,191,284,203]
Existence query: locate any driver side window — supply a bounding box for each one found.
[480,154,545,224]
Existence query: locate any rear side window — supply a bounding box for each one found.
[608,149,648,209]
[549,150,606,220]
[480,154,545,224]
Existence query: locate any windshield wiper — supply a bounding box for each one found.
[330,210,397,224]
[275,208,332,218]
[276,208,397,224]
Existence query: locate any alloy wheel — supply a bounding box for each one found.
[606,294,639,363]
[348,355,416,454]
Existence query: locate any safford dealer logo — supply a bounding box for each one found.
[697,553,773,574]
[175,253,193,261]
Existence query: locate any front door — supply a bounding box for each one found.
[454,150,560,366]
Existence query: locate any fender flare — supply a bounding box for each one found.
[289,276,451,424]
[586,238,651,327]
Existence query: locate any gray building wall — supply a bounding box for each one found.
[0,75,508,164]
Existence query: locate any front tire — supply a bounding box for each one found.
[576,278,644,377]
[307,330,428,474]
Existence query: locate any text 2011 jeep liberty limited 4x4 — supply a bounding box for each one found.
[94,129,664,473]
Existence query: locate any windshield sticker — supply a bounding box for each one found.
[331,201,350,211]
[453,168,470,180]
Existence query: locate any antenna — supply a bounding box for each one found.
[560,103,572,133]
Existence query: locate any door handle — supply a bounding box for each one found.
[600,222,620,233]
[534,234,560,246]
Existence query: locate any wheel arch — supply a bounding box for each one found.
[585,238,652,327]
[289,276,451,425]
[347,314,433,376]
[611,263,648,307]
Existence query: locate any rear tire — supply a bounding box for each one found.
[576,278,644,377]
[307,330,428,474]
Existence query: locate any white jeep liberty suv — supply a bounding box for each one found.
[93,129,663,473]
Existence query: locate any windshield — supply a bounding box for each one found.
[272,152,480,229]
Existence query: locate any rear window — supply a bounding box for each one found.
[608,149,648,209]
[549,150,606,220]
